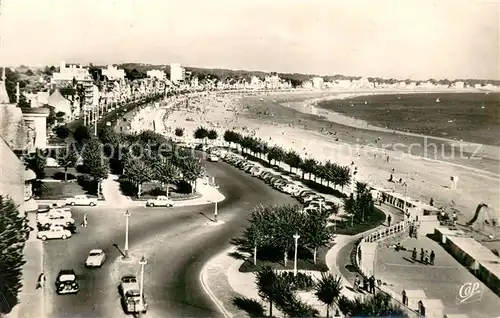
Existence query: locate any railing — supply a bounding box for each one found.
[353,220,425,318]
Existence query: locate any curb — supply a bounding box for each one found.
[199,258,232,318]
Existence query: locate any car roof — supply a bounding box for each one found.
[121,275,137,281]
[89,249,103,254]
[58,269,76,275]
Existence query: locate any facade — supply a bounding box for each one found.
[312,77,324,89]
[0,138,26,215]
[52,61,95,107]
[147,70,166,80]
[47,89,73,119]
[170,63,185,83]
[102,65,125,81]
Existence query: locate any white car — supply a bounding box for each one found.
[37,226,72,240]
[208,154,219,162]
[65,195,97,206]
[37,214,75,228]
[146,196,174,207]
[85,249,106,267]
[37,209,72,219]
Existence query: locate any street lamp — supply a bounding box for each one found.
[124,210,131,258]
[138,255,147,315]
[293,233,300,277]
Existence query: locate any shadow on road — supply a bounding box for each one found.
[112,243,126,258]
[199,212,214,222]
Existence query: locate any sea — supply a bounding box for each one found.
[315,92,500,146]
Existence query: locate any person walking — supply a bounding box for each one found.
[369,275,376,294]
[353,275,360,292]
[420,248,424,263]
[387,215,392,227]
[412,247,417,261]
[424,250,429,264]
[36,272,46,290]
[81,213,88,228]
[430,250,435,265]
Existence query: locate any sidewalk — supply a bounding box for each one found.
[5,212,45,318]
[101,174,134,207]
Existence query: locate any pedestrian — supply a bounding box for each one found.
[420,248,424,263]
[36,272,45,289]
[430,197,434,206]
[363,276,368,292]
[452,212,457,225]
[412,248,417,261]
[402,289,408,305]
[81,214,88,228]
[369,275,376,294]
[387,215,392,227]
[353,275,360,292]
[424,250,429,264]
[430,250,435,265]
[409,224,414,238]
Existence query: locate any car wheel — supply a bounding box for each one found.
[150,203,155,207]
[41,236,47,241]
[62,235,67,240]
[70,202,75,206]
[89,202,96,206]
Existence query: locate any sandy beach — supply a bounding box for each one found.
[159,90,500,245]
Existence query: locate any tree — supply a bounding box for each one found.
[174,127,184,137]
[193,126,208,143]
[25,149,47,179]
[81,138,109,196]
[315,273,343,317]
[207,129,218,141]
[271,205,304,266]
[73,125,92,144]
[300,158,317,180]
[284,150,302,173]
[153,162,180,197]
[267,146,285,166]
[57,146,78,181]
[304,209,334,264]
[53,125,71,140]
[122,159,153,198]
[0,196,28,314]
[255,266,282,317]
[178,158,203,192]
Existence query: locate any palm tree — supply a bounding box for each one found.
[255,266,279,317]
[315,273,343,317]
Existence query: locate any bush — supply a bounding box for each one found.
[279,271,315,291]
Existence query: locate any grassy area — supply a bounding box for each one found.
[34,167,101,200]
[237,245,330,273]
[35,181,88,200]
[119,180,201,201]
[332,207,386,235]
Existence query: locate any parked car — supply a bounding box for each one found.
[37,214,75,229]
[302,206,318,214]
[55,269,79,294]
[308,200,336,211]
[37,208,72,219]
[37,226,72,241]
[208,154,219,162]
[65,195,97,206]
[146,196,174,207]
[37,203,67,213]
[85,249,106,267]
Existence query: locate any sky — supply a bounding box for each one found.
[0,0,498,80]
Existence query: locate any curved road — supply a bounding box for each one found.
[44,159,296,317]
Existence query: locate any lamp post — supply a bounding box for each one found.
[213,201,218,223]
[138,255,147,316]
[124,210,131,258]
[293,233,300,277]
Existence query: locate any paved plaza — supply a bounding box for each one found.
[374,237,500,318]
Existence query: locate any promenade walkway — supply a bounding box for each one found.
[5,212,46,318]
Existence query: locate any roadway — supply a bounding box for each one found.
[43,159,297,317]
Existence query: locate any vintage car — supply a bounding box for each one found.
[65,195,98,206]
[37,226,72,241]
[121,289,148,314]
[208,154,219,162]
[37,213,75,229]
[146,196,174,207]
[85,249,106,268]
[55,269,79,294]
[118,275,139,296]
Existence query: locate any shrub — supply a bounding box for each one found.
[279,271,315,291]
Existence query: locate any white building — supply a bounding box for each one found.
[170,63,185,83]
[453,81,465,90]
[264,74,281,90]
[102,65,125,81]
[312,77,324,89]
[53,61,93,84]
[147,70,166,80]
